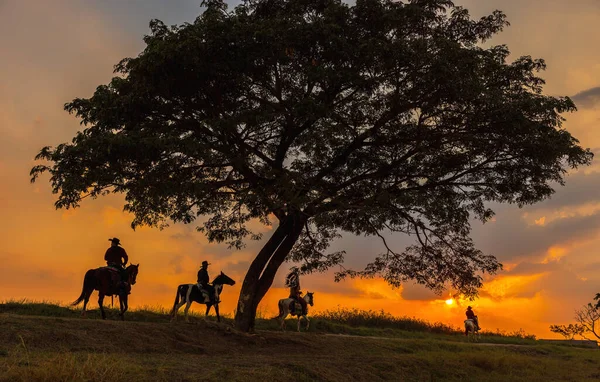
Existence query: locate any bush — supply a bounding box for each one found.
[313,308,457,334]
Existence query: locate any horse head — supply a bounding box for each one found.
[213,271,236,286]
[305,291,314,306]
[127,263,140,285]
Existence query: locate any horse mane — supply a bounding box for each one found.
[211,271,234,286]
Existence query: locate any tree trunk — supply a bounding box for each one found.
[234,212,305,332]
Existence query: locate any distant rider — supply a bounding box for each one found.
[286,267,307,315]
[466,306,480,330]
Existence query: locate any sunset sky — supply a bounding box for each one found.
[1,0,600,339]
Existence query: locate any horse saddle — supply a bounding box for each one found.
[288,301,303,315]
[103,267,128,293]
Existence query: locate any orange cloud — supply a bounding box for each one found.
[542,246,568,264]
[482,274,547,300]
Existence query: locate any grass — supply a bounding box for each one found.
[1,300,599,381]
[0,299,186,322]
[0,299,534,338]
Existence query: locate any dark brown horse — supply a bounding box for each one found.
[72,264,139,320]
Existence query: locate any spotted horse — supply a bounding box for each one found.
[170,272,236,322]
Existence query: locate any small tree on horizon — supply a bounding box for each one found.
[549,324,586,341]
[31,0,592,332]
[551,295,600,341]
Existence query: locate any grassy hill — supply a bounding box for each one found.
[1,301,599,381]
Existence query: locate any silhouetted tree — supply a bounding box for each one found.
[551,295,600,341]
[31,0,592,332]
[549,323,585,341]
[575,299,600,340]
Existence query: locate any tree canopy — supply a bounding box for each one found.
[31,0,592,331]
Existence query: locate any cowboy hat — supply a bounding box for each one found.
[108,238,121,245]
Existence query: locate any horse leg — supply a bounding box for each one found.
[98,293,106,320]
[214,304,220,323]
[277,301,287,331]
[171,300,186,322]
[82,290,92,318]
[119,294,128,321]
[280,313,287,331]
[119,296,124,320]
[183,301,192,322]
[305,315,310,331]
[297,316,301,332]
[205,304,211,319]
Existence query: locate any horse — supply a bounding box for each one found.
[465,318,481,341]
[275,292,314,332]
[72,264,139,320]
[170,271,236,323]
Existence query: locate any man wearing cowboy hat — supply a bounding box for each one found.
[197,260,213,303]
[105,238,129,288]
[285,267,307,315]
[466,306,481,331]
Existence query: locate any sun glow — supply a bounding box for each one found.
[445,298,454,305]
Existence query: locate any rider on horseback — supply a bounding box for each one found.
[197,260,216,303]
[466,306,480,330]
[286,267,307,315]
[104,238,129,293]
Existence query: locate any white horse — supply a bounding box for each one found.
[275,292,314,332]
[464,318,480,341]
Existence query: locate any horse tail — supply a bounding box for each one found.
[272,299,284,320]
[170,285,182,315]
[72,269,94,306]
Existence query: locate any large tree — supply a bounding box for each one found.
[31,0,592,332]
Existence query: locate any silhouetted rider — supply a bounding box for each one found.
[105,238,129,291]
[286,267,307,315]
[197,260,213,303]
[466,306,480,330]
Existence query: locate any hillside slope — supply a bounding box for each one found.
[1,312,600,381]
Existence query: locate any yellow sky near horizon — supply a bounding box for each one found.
[1,0,600,339]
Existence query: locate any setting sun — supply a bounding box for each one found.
[445,299,454,305]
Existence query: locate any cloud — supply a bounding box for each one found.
[147,283,173,295]
[400,283,441,301]
[531,168,600,209]
[168,255,186,275]
[218,260,251,281]
[471,202,600,264]
[572,86,600,108]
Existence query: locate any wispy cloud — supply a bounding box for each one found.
[573,86,600,108]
